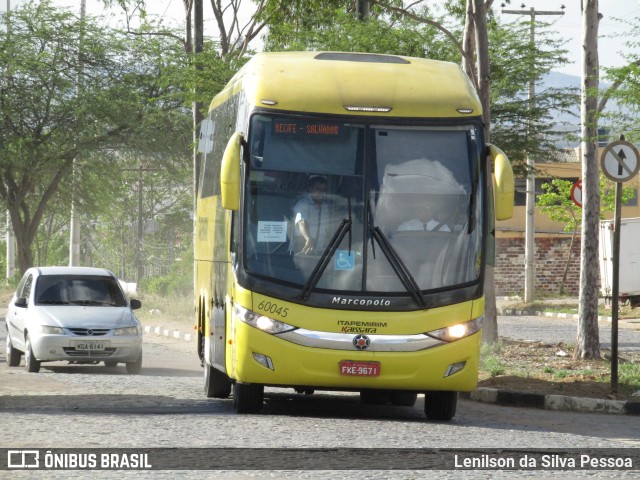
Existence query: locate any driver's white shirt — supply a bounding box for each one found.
[293,194,329,249]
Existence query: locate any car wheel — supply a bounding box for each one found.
[232,382,264,414]
[6,333,22,367]
[104,361,118,368]
[204,362,231,398]
[24,334,41,373]
[125,354,142,375]
[424,391,457,421]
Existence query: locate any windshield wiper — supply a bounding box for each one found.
[300,198,353,301]
[370,226,426,308]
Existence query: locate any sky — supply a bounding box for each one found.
[494,0,640,77]
[3,0,640,78]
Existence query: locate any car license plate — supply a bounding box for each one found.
[72,341,107,351]
[339,361,380,377]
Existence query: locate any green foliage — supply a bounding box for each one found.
[619,362,640,390]
[263,6,450,59]
[487,16,575,172]
[480,341,506,376]
[600,13,640,143]
[0,0,193,274]
[537,176,636,232]
[139,250,193,296]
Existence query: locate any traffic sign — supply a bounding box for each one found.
[570,180,582,207]
[600,140,640,183]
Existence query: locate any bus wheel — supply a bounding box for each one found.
[204,362,231,398]
[233,382,264,414]
[424,391,457,421]
[359,390,389,405]
[390,391,418,407]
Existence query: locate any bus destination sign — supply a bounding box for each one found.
[272,120,348,138]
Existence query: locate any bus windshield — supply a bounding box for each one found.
[242,114,483,299]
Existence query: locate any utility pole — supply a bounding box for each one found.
[502,4,564,303]
[69,0,86,267]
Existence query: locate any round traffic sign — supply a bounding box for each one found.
[570,180,582,207]
[600,140,640,183]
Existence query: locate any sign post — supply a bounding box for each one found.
[600,136,640,394]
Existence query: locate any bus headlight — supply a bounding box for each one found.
[233,304,297,334]
[426,317,483,342]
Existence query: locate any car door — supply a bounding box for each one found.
[7,272,33,351]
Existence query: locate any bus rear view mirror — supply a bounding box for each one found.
[221,132,244,210]
[490,145,514,221]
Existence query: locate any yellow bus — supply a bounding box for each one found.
[195,51,514,420]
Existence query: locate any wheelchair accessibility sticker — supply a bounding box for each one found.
[334,250,355,271]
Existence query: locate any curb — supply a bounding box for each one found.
[143,324,192,343]
[498,308,640,331]
[499,308,613,323]
[143,322,640,416]
[460,388,640,416]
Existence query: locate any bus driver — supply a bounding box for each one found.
[293,175,329,255]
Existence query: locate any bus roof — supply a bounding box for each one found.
[211,51,482,119]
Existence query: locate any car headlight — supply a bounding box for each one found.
[114,326,139,336]
[233,304,296,334]
[37,325,65,335]
[426,317,483,342]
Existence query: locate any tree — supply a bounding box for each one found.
[576,0,601,359]
[0,1,191,275]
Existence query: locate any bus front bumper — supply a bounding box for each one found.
[229,322,481,392]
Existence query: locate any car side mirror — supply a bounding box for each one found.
[14,297,27,308]
[130,299,142,310]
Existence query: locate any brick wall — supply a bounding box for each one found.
[495,237,581,296]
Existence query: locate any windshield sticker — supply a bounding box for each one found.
[334,250,355,271]
[257,221,287,242]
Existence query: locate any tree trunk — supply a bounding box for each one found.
[468,0,498,344]
[576,0,601,359]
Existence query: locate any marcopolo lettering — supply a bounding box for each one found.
[332,296,391,307]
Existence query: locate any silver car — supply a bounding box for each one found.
[5,266,143,374]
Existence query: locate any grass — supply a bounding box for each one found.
[619,362,640,391]
[480,341,507,377]
[134,291,193,325]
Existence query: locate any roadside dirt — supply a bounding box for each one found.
[478,339,640,402]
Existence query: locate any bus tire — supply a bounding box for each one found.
[204,362,231,398]
[424,391,457,421]
[233,382,264,414]
[390,391,418,407]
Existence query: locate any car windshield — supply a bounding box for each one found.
[242,114,483,298]
[35,275,128,307]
